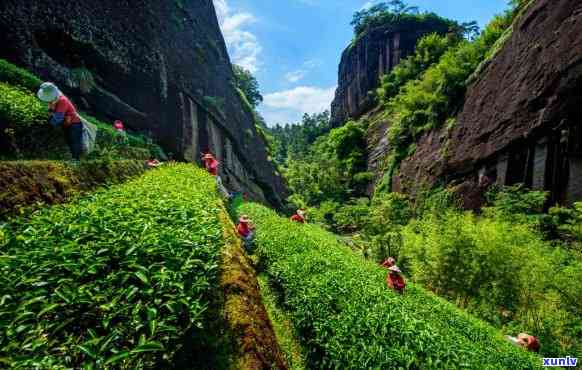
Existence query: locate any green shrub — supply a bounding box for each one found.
[401,208,582,357]
[542,203,582,244]
[238,202,540,368]
[0,59,42,91]
[377,33,460,103]
[0,165,224,368]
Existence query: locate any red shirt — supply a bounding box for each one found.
[204,158,219,176]
[52,95,81,127]
[387,273,405,291]
[290,214,305,223]
[237,222,251,238]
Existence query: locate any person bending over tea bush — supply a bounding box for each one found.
[237,215,256,252]
[506,333,540,353]
[37,82,82,160]
[290,208,307,223]
[387,265,406,293]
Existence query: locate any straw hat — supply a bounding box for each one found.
[388,266,401,273]
[37,82,61,102]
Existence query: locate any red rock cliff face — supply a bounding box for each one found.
[395,0,582,206]
[0,0,286,207]
[330,20,452,127]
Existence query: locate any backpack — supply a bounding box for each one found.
[80,117,98,154]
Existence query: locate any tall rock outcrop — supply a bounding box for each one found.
[0,0,286,207]
[330,18,453,127]
[395,0,582,206]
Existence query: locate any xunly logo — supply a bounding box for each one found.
[543,357,578,367]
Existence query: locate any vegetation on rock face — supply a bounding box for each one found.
[0,165,224,368]
[232,65,263,109]
[236,202,540,369]
[381,8,516,182]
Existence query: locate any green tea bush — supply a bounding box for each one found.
[0,165,224,368]
[237,203,540,369]
[401,208,582,357]
[0,83,46,129]
[0,59,42,91]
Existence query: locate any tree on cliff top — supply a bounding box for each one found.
[350,1,469,38]
[351,1,420,35]
[232,64,263,109]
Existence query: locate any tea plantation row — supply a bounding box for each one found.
[238,203,541,369]
[0,165,224,368]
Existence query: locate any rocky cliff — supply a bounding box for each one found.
[0,0,286,207]
[330,18,453,127]
[392,0,582,206]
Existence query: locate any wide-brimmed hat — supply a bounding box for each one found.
[239,215,251,224]
[388,266,401,273]
[37,82,61,102]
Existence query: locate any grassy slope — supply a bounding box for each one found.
[238,203,541,369]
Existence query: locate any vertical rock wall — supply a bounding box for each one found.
[395,0,582,206]
[330,19,453,127]
[0,0,286,207]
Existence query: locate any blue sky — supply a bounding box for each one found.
[213,0,510,126]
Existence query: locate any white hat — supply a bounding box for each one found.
[37,82,61,102]
[388,266,402,273]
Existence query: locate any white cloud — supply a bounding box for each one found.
[260,86,336,126]
[213,0,261,73]
[284,70,307,83]
[284,59,323,83]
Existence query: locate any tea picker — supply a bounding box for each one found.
[505,333,540,352]
[290,208,307,223]
[37,82,84,160]
[386,265,406,294]
[237,215,256,253]
[201,152,230,198]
